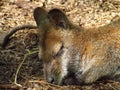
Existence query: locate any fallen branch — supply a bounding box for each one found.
[28,80,62,88]
[0,84,20,90]
[14,48,38,87]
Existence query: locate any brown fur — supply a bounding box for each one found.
[33,7,120,85]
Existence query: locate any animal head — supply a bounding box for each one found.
[33,7,82,85]
[33,7,120,85]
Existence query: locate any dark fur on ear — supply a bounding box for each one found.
[33,7,53,47]
[33,7,50,31]
[34,7,46,26]
[48,8,70,29]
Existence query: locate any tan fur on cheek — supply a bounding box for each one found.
[51,60,61,74]
[50,59,63,84]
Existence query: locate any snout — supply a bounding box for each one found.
[46,75,79,85]
[46,76,54,84]
[46,76,64,85]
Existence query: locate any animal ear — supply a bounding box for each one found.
[33,7,55,50]
[33,7,52,34]
[48,9,69,29]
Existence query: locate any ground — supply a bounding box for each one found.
[0,0,120,90]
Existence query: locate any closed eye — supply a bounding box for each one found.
[55,44,64,57]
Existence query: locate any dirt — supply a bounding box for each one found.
[0,0,120,90]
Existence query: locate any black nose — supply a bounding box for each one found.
[47,77,54,83]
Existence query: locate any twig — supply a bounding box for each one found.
[0,84,20,90]
[28,80,62,88]
[1,24,37,48]
[14,49,38,87]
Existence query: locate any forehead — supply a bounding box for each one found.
[45,29,63,42]
[44,28,75,49]
[43,28,63,51]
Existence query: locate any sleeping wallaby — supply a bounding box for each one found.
[33,7,120,85]
[2,7,120,85]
